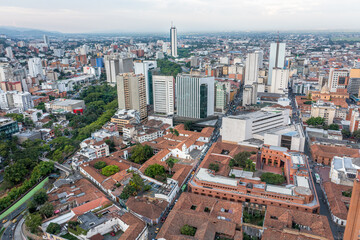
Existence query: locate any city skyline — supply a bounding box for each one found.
[0,0,359,33]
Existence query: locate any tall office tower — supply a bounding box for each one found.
[268,42,286,85]
[215,82,227,111]
[0,63,14,82]
[116,73,147,120]
[270,68,290,94]
[104,54,133,84]
[5,47,14,59]
[170,24,178,57]
[242,83,258,106]
[176,75,214,119]
[28,58,43,78]
[327,68,349,92]
[244,51,263,85]
[153,75,174,115]
[344,170,360,240]
[43,35,49,45]
[134,61,157,105]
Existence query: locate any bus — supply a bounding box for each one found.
[315,173,321,183]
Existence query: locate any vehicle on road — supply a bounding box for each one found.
[12,219,17,223]
[315,173,321,183]
[2,219,7,224]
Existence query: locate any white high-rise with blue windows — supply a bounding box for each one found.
[176,75,214,119]
[268,42,286,86]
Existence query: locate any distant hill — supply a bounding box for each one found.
[0,26,62,38]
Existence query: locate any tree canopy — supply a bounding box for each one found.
[180,224,197,236]
[130,144,154,164]
[101,165,120,176]
[157,59,182,77]
[144,164,166,179]
[260,172,285,185]
[306,117,325,126]
[93,161,107,169]
[46,223,61,235]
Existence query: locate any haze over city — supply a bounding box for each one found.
[0,0,360,33]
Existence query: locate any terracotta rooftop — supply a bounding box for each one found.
[126,196,168,221]
[157,192,242,240]
[323,182,352,221]
[264,206,333,240]
[71,197,111,216]
[311,144,360,160]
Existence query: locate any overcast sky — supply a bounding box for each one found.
[0,0,359,33]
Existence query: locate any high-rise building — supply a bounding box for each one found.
[43,35,49,45]
[344,170,360,240]
[327,68,349,92]
[5,47,14,59]
[242,83,258,106]
[0,90,33,111]
[310,100,336,125]
[116,73,147,120]
[215,82,227,111]
[170,25,178,57]
[28,58,43,78]
[176,75,214,119]
[268,42,286,85]
[104,54,133,84]
[245,51,263,85]
[152,75,174,115]
[270,68,289,94]
[134,61,157,105]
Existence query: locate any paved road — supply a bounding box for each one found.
[288,90,345,240]
[14,217,26,240]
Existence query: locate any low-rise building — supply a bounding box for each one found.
[330,156,360,186]
[45,98,85,113]
[0,117,19,138]
[111,109,140,133]
[311,144,360,165]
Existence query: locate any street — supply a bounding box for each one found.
[288,89,345,240]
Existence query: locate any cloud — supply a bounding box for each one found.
[0,0,359,33]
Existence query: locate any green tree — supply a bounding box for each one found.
[36,102,46,112]
[306,117,325,126]
[93,161,107,169]
[144,164,166,179]
[184,121,193,130]
[46,222,61,235]
[101,165,120,176]
[33,189,48,205]
[40,202,54,218]
[342,129,351,138]
[209,163,219,172]
[173,129,179,136]
[166,158,175,174]
[4,162,28,184]
[105,139,116,152]
[25,213,42,233]
[353,130,360,142]
[5,113,24,122]
[169,128,174,134]
[230,151,251,168]
[27,200,37,213]
[260,172,285,185]
[130,144,154,164]
[329,123,339,130]
[180,224,197,236]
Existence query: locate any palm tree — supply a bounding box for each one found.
[166,158,175,174]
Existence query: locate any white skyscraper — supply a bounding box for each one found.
[43,35,49,45]
[268,42,286,85]
[245,51,263,85]
[28,58,43,78]
[170,25,178,57]
[104,54,134,84]
[134,61,157,105]
[153,75,174,115]
[270,69,290,94]
[176,75,214,119]
[5,47,14,59]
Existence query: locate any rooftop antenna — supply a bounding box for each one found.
[171,21,173,28]
[277,30,280,44]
